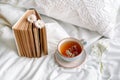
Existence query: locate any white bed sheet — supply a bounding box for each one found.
[0,3,120,80]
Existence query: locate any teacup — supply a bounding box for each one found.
[56,38,86,62]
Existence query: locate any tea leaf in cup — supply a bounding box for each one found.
[66,50,72,57]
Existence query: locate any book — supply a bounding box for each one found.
[12,9,48,58]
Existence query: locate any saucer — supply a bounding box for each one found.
[54,50,87,68]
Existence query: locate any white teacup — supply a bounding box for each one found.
[57,38,86,62]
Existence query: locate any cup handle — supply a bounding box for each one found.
[80,39,87,45]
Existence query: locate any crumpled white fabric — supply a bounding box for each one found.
[1,0,120,38]
[0,3,104,80]
[0,26,101,80]
[1,2,120,80]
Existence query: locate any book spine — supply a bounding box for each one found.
[33,27,41,57]
[41,27,48,55]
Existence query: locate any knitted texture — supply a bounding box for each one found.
[35,0,120,38]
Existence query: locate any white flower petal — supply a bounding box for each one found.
[35,20,45,28]
[27,14,37,23]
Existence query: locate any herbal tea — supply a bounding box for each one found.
[60,41,82,58]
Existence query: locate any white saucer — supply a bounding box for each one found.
[54,51,87,68]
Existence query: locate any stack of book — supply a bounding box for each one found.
[12,9,48,58]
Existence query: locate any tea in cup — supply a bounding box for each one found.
[56,38,86,62]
